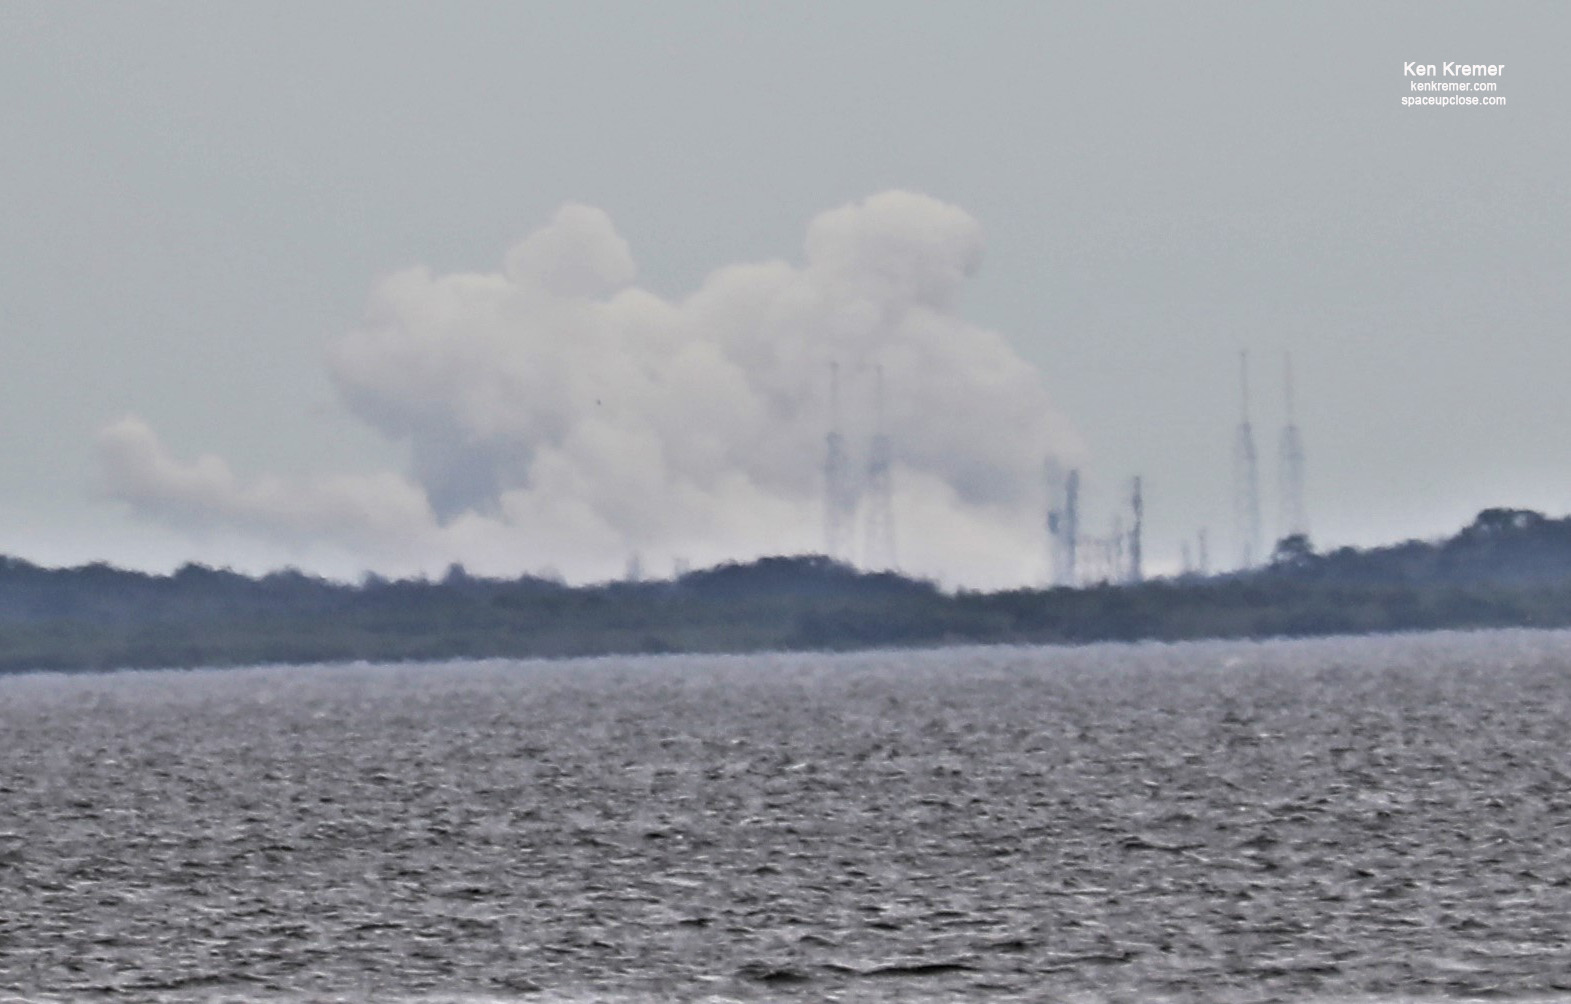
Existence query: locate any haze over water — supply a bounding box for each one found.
[4,631,1571,1002]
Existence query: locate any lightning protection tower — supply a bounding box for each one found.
[1278,353,1308,542]
[823,362,858,562]
[862,365,896,571]
[1127,476,1144,584]
[1098,515,1125,586]
[1233,350,1262,570]
[1046,463,1080,587]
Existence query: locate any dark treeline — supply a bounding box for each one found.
[5,507,1571,673]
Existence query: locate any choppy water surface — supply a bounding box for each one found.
[4,631,1571,1003]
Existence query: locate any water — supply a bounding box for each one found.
[3,630,1571,1003]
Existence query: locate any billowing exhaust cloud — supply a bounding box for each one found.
[99,191,1082,586]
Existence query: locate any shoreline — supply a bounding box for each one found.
[6,508,1571,674]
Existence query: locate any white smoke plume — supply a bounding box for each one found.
[99,191,1082,587]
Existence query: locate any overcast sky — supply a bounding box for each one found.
[2,3,1568,586]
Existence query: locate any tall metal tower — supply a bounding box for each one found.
[1233,350,1262,569]
[1045,461,1061,585]
[823,362,858,562]
[1107,515,1126,586]
[1046,463,1080,587]
[1128,476,1144,584]
[862,365,896,571]
[1278,353,1308,542]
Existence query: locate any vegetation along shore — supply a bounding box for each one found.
[4,508,1571,674]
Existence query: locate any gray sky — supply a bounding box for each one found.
[2,2,1568,585]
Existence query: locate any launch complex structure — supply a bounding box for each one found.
[1225,349,1309,573]
[822,362,897,572]
[822,353,1309,587]
[1045,350,1309,586]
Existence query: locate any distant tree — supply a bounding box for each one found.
[1270,533,1315,570]
[1459,508,1546,540]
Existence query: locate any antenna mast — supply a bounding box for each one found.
[1128,476,1144,584]
[823,362,856,562]
[1232,350,1262,569]
[862,365,896,571]
[1064,468,1080,586]
[1045,461,1079,587]
[1278,352,1308,541]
